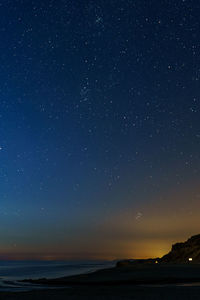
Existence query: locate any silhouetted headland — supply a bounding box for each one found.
[117,234,200,267]
[161,234,200,263]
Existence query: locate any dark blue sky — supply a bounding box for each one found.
[0,0,200,260]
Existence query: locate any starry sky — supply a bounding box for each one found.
[0,0,200,260]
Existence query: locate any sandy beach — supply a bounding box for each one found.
[0,263,197,299]
[22,263,200,285]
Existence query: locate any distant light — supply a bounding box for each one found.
[189,258,193,261]
[155,261,158,264]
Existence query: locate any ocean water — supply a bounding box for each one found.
[0,260,114,292]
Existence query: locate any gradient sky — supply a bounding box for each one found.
[0,0,200,260]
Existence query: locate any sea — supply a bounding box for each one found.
[0,260,115,292]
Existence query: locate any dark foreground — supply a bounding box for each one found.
[1,285,200,300]
[3,264,200,299]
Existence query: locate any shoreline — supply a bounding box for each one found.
[20,263,200,287]
[2,264,200,299]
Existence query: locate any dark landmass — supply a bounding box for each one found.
[21,263,200,286]
[117,234,200,267]
[161,234,200,263]
[10,264,200,299]
[116,258,159,267]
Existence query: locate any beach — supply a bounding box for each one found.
[1,263,198,299]
[22,263,200,285]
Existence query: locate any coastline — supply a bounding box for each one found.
[2,263,200,299]
[21,263,200,286]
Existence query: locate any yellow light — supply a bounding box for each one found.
[155,260,158,264]
[189,258,193,261]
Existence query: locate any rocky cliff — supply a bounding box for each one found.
[116,234,200,267]
[160,234,200,263]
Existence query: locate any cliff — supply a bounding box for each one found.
[160,234,200,263]
[117,234,200,267]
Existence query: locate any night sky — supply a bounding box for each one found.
[0,0,200,260]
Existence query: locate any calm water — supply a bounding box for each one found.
[0,260,114,292]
